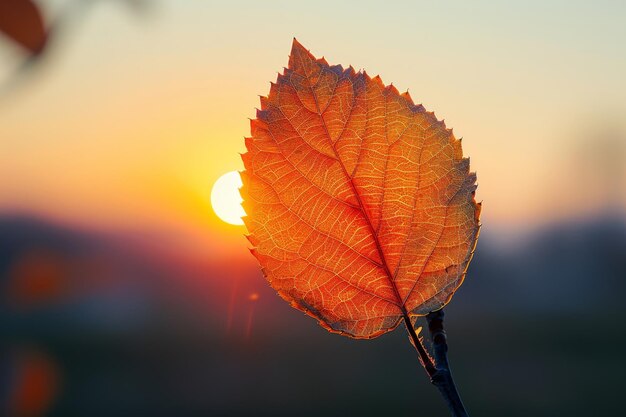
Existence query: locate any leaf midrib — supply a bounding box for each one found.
[300,61,407,313]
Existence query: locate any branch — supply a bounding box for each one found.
[425,309,469,417]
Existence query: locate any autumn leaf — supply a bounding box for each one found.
[241,39,481,339]
[0,0,47,55]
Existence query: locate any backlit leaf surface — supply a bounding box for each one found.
[241,40,481,338]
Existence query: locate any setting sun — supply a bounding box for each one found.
[211,171,246,226]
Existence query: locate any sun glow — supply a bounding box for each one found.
[211,171,246,226]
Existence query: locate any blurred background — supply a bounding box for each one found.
[1,1,625,416]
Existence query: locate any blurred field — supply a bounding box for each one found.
[1,215,625,416]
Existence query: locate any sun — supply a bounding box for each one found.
[211,171,246,226]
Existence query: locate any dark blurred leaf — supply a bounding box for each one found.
[0,0,47,54]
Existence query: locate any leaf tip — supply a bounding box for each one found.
[372,74,384,88]
[387,83,400,96]
[290,37,310,59]
[240,151,251,167]
[401,90,414,103]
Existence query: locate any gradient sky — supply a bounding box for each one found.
[1,0,625,251]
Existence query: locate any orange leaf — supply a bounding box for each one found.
[241,39,481,338]
[0,0,47,54]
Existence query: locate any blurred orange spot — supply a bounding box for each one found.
[7,250,68,307]
[248,292,259,301]
[9,350,60,417]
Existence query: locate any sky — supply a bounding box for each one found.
[1,0,625,254]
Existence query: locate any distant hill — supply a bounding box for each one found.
[460,215,626,315]
[2,213,625,320]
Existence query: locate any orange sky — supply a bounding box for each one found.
[1,0,625,251]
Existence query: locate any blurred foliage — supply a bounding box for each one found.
[0,0,48,55]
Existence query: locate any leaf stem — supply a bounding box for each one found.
[402,313,436,375]
[404,309,469,417]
